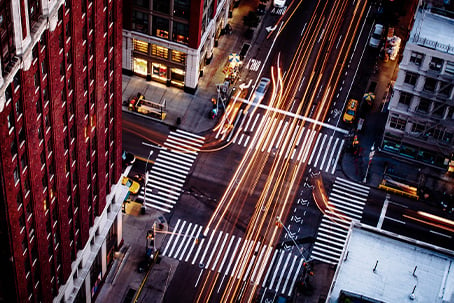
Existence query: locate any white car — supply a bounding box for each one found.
[273,0,286,8]
[369,24,383,48]
[252,77,271,105]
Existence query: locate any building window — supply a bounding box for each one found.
[13,73,21,90]
[173,22,189,44]
[28,0,41,24]
[174,0,190,19]
[15,98,23,116]
[152,0,168,12]
[404,72,418,86]
[429,57,443,72]
[423,78,437,92]
[398,92,412,107]
[151,44,168,58]
[152,63,167,81]
[389,115,406,130]
[11,140,17,157]
[132,10,148,34]
[432,103,445,118]
[133,58,147,76]
[65,0,71,11]
[416,98,431,114]
[445,61,454,75]
[66,22,72,39]
[13,166,20,184]
[439,82,453,98]
[36,100,42,115]
[66,51,72,65]
[153,16,168,39]
[411,122,425,134]
[19,128,25,144]
[171,50,186,64]
[7,111,14,129]
[170,68,185,86]
[409,51,424,66]
[21,153,28,171]
[34,71,40,87]
[133,39,148,54]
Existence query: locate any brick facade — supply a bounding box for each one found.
[0,0,123,302]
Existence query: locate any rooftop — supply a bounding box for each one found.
[410,8,454,54]
[327,225,454,303]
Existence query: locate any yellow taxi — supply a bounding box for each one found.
[121,176,141,195]
[343,99,358,123]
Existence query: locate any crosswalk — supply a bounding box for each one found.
[161,219,305,297]
[310,177,369,264]
[229,113,345,174]
[138,130,205,213]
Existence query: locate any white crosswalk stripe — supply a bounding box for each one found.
[230,113,345,174]
[161,220,305,296]
[137,130,205,212]
[310,177,369,264]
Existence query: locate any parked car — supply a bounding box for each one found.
[343,99,358,123]
[122,176,141,195]
[273,0,286,8]
[369,24,383,48]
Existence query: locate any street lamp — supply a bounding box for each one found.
[276,216,307,261]
[142,150,153,213]
[363,143,375,183]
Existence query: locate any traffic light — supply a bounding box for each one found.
[352,135,359,146]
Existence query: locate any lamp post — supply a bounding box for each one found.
[363,143,375,183]
[276,216,307,261]
[142,150,153,213]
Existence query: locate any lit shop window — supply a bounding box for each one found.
[133,58,147,76]
[152,63,167,81]
[171,50,186,64]
[170,68,184,86]
[151,44,168,59]
[133,39,148,54]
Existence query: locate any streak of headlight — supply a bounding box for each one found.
[417,211,454,228]
[203,76,276,236]
[403,214,454,233]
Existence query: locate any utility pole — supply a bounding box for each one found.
[363,143,375,183]
[142,150,153,213]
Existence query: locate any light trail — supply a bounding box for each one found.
[194,0,369,301]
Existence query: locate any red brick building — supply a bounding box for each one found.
[122,0,231,93]
[0,0,126,302]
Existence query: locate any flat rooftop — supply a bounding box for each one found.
[328,225,454,303]
[410,8,454,54]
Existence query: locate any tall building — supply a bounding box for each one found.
[0,0,126,302]
[382,7,454,170]
[122,0,231,93]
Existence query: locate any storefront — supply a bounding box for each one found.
[133,57,147,77]
[131,39,187,88]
